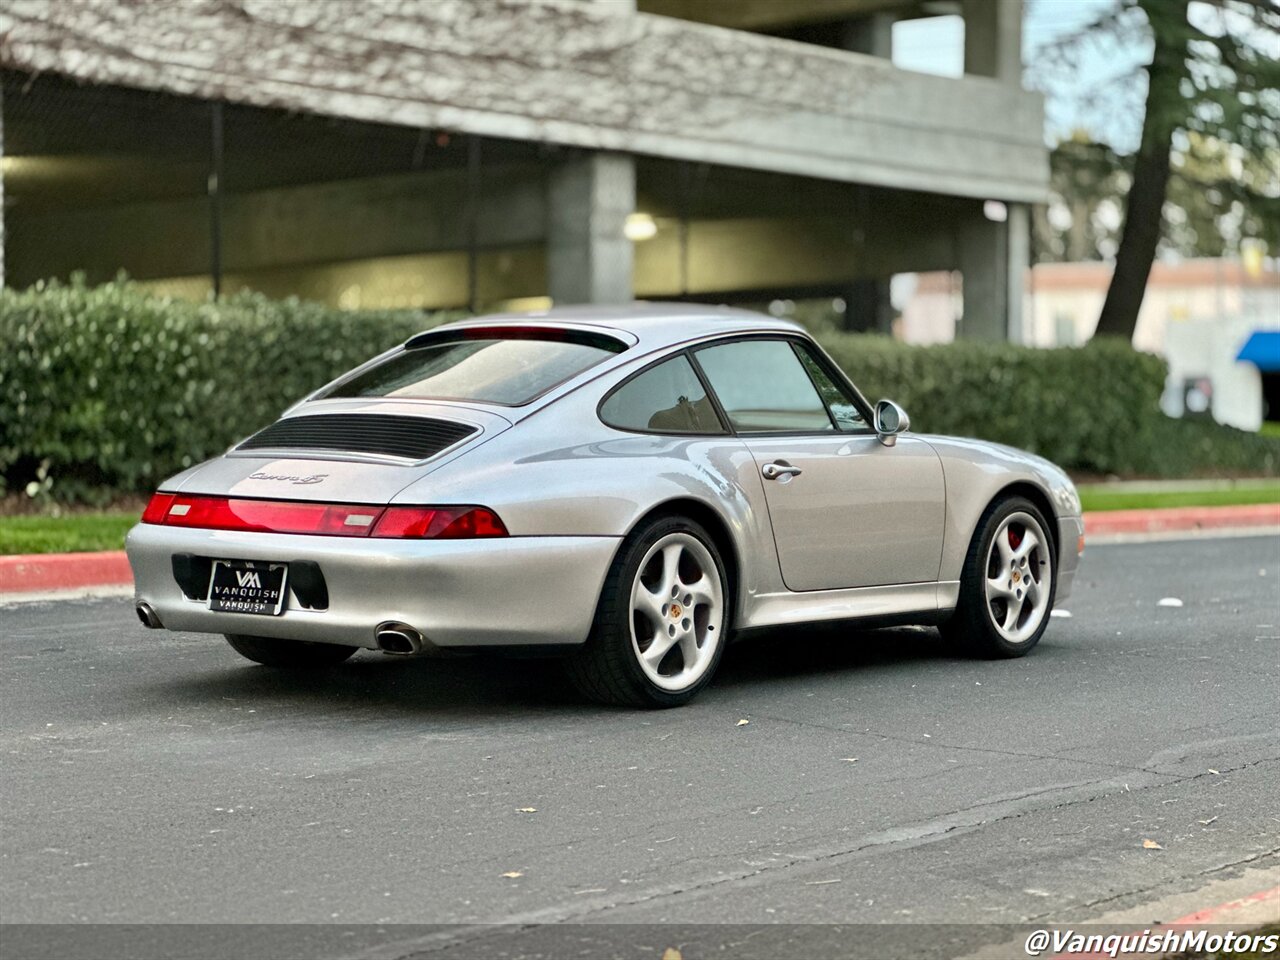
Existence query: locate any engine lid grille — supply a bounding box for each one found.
[236,414,477,461]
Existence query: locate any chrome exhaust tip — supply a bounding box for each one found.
[135,601,163,629]
[375,622,424,656]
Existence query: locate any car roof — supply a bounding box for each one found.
[319,303,814,424]
[435,302,806,352]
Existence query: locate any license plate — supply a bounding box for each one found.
[208,560,289,616]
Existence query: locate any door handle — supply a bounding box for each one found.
[761,461,803,480]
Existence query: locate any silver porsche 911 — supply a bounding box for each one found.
[127,304,1084,707]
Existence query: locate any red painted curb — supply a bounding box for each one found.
[1084,502,1280,536]
[0,550,132,594]
[1169,883,1280,926]
[1046,885,1280,959]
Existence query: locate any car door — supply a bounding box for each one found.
[693,337,945,591]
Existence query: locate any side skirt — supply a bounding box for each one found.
[741,581,960,631]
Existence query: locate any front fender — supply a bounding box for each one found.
[921,435,1081,581]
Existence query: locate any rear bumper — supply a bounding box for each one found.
[125,524,619,649]
[1056,514,1084,603]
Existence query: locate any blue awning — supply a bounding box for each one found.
[1237,331,1280,372]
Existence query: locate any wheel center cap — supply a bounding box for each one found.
[1012,570,1021,584]
[670,603,683,619]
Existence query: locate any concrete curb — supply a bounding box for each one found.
[0,550,131,594]
[1083,502,1280,537]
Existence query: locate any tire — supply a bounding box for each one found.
[941,496,1057,658]
[566,515,730,708]
[223,634,359,667]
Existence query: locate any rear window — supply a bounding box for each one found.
[322,329,626,406]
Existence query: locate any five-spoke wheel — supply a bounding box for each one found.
[567,516,729,707]
[983,511,1053,645]
[629,533,725,692]
[942,496,1057,657]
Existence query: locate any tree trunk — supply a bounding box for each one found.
[1093,0,1190,340]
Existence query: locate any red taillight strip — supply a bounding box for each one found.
[139,494,507,540]
[141,493,176,525]
[155,495,379,537]
[372,506,508,539]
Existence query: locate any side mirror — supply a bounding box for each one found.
[874,399,910,447]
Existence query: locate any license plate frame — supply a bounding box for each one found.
[208,560,289,616]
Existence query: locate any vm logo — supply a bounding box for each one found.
[236,571,262,589]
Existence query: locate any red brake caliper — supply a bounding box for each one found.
[1008,525,1023,550]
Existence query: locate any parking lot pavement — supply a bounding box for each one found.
[1,533,1277,959]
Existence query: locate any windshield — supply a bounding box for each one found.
[322,331,626,406]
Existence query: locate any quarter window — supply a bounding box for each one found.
[695,339,835,433]
[794,344,868,432]
[600,356,726,434]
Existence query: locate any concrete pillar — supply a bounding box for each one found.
[844,278,894,334]
[547,152,635,305]
[963,0,1023,83]
[957,201,1030,342]
[842,13,895,59]
[1005,202,1030,342]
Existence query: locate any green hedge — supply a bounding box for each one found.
[0,278,456,502]
[1,279,1276,502]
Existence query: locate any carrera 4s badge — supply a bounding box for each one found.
[246,472,330,485]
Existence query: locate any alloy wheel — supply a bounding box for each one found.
[629,532,725,692]
[983,511,1053,644]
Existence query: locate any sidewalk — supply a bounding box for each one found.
[1,503,1277,597]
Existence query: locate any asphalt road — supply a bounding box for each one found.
[2,533,1278,960]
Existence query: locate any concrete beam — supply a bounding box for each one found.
[547,153,635,305]
[640,0,916,30]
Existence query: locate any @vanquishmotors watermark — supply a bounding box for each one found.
[1025,927,1280,957]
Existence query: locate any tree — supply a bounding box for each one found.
[1092,0,1192,338]
[1164,130,1280,257]
[1041,0,1280,341]
[1034,135,1128,264]
[1035,130,1280,265]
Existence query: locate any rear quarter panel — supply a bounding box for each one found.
[391,384,787,611]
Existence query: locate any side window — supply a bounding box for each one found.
[600,355,726,435]
[695,339,835,433]
[794,344,868,432]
